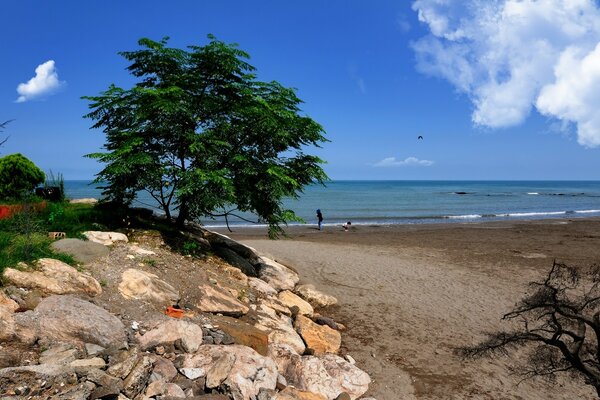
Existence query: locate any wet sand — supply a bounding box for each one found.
[215,218,600,399]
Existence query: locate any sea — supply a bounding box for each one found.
[64,180,600,228]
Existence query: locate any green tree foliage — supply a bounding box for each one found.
[0,153,45,200]
[84,36,328,237]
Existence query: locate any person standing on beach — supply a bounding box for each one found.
[316,209,323,230]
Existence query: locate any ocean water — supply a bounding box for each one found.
[64,180,600,228]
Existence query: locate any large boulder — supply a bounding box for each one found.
[246,304,305,355]
[208,315,269,356]
[13,295,127,348]
[294,315,341,355]
[284,354,371,400]
[248,277,278,296]
[294,284,338,308]
[213,246,257,277]
[278,290,314,317]
[118,268,180,306]
[256,257,299,292]
[83,231,129,246]
[203,231,261,264]
[137,319,203,353]
[181,345,278,400]
[3,258,102,296]
[50,238,109,264]
[197,283,249,317]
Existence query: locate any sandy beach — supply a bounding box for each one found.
[214,218,600,399]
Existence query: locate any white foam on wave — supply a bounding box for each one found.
[527,192,539,195]
[575,209,600,214]
[446,214,482,219]
[505,211,566,217]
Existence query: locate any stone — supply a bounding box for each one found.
[137,319,203,353]
[208,315,269,356]
[0,308,16,342]
[150,356,177,383]
[70,357,106,369]
[3,258,102,296]
[256,257,299,292]
[206,352,236,389]
[334,393,351,400]
[275,387,328,400]
[0,291,18,313]
[14,295,127,348]
[248,277,278,296]
[294,284,338,308]
[196,283,249,316]
[181,345,278,400]
[213,246,258,277]
[284,354,371,400]
[180,367,205,380]
[85,343,105,356]
[122,355,154,398]
[70,198,98,204]
[145,380,166,397]
[107,348,140,379]
[294,315,341,355]
[39,344,79,365]
[83,231,129,246]
[164,382,186,398]
[203,231,261,264]
[223,265,250,286]
[259,297,292,316]
[84,368,123,390]
[246,304,306,355]
[50,238,110,264]
[313,316,341,331]
[129,244,156,255]
[118,268,180,306]
[277,291,313,317]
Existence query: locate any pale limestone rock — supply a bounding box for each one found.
[197,283,249,316]
[259,297,292,316]
[118,268,179,306]
[294,315,341,355]
[14,295,127,348]
[182,345,277,400]
[39,344,78,365]
[107,347,140,379]
[0,308,16,342]
[0,291,18,312]
[285,354,371,400]
[278,290,314,317]
[294,284,338,308]
[137,319,203,353]
[83,231,129,246]
[70,357,106,369]
[251,304,306,355]
[129,244,156,255]
[268,343,300,375]
[208,314,269,356]
[248,277,278,296]
[123,356,154,399]
[206,352,236,388]
[257,257,299,292]
[3,258,102,296]
[223,265,249,285]
[145,380,166,397]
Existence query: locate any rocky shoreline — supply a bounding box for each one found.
[0,225,373,400]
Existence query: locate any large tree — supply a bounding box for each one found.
[84,36,327,237]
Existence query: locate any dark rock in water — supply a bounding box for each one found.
[454,191,468,195]
[213,245,257,277]
[50,238,109,264]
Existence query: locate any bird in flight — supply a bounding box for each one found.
[417,135,423,140]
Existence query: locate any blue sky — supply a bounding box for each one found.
[2,0,600,180]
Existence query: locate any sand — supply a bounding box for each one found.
[216,218,600,400]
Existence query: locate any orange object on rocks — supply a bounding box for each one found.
[165,306,184,318]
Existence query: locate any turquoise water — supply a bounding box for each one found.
[64,181,600,227]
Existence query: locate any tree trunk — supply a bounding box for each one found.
[175,201,189,227]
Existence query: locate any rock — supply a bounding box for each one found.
[50,238,110,264]
[196,283,249,316]
[90,385,121,400]
[107,347,140,379]
[150,356,177,383]
[277,291,313,317]
[206,352,236,389]
[248,277,278,296]
[284,354,371,400]
[208,315,269,356]
[0,291,18,313]
[294,284,338,308]
[213,246,258,277]
[0,308,17,342]
[39,344,78,365]
[294,315,341,355]
[137,319,203,353]
[70,357,106,370]
[246,304,305,355]
[3,258,102,296]
[122,355,154,398]
[14,295,127,348]
[313,316,341,331]
[275,386,328,400]
[259,298,292,316]
[164,382,186,397]
[83,231,129,246]
[223,265,250,286]
[70,198,98,204]
[85,343,105,356]
[129,244,156,255]
[145,380,166,397]
[203,231,261,264]
[180,367,205,380]
[84,368,123,390]
[182,345,278,400]
[335,393,351,400]
[118,268,180,306]
[256,257,299,292]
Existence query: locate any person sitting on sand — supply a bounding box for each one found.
[343,221,352,231]
[316,209,323,230]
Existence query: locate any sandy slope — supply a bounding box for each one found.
[222,219,600,399]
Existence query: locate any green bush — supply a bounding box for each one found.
[0,154,45,201]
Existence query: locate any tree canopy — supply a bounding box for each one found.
[0,153,45,200]
[84,36,328,237]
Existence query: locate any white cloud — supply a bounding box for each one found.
[16,60,64,103]
[411,0,600,147]
[397,14,412,33]
[374,156,434,167]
